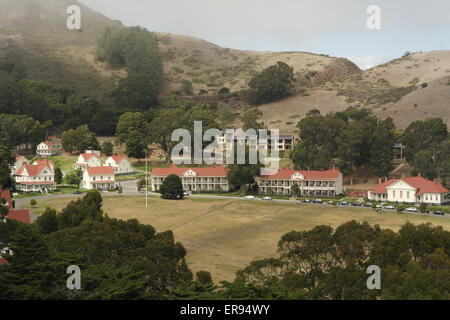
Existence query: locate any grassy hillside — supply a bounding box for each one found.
[0,0,448,130]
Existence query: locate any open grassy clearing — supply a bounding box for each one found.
[46,156,78,171]
[21,195,450,282]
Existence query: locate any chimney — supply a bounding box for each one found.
[418,173,422,177]
[434,178,441,185]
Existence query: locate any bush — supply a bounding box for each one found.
[160,174,184,200]
[30,199,37,207]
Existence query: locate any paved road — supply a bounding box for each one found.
[14,191,449,219]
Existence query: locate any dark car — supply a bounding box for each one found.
[433,211,444,216]
[363,203,372,207]
[352,202,361,207]
[73,190,83,195]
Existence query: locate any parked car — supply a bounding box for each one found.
[352,202,362,207]
[244,195,256,200]
[183,192,189,197]
[363,203,372,207]
[262,196,272,201]
[405,207,419,212]
[327,200,334,205]
[73,190,83,195]
[339,201,348,206]
[314,199,323,204]
[376,204,383,209]
[302,199,311,203]
[383,205,395,210]
[433,211,444,216]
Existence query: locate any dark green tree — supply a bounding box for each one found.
[160,174,184,200]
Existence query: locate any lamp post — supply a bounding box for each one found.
[145,149,148,208]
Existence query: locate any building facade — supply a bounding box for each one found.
[151,165,229,192]
[367,176,448,205]
[36,141,57,156]
[14,163,56,192]
[82,167,115,190]
[104,155,133,175]
[257,167,343,197]
[73,153,102,171]
[12,156,29,175]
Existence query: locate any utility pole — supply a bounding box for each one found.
[145,149,148,208]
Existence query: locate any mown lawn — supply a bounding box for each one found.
[21,195,450,282]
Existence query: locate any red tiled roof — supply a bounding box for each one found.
[34,159,54,167]
[42,141,54,147]
[369,178,399,194]
[110,155,126,164]
[86,166,114,176]
[81,153,99,161]
[260,167,342,180]
[8,209,31,224]
[152,165,229,177]
[0,257,7,265]
[0,188,12,209]
[17,181,55,185]
[15,164,52,177]
[402,176,448,195]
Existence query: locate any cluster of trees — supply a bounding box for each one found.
[290,108,396,181]
[0,114,50,151]
[401,118,449,184]
[0,191,200,299]
[115,95,218,162]
[212,221,450,300]
[61,125,100,154]
[0,75,117,136]
[245,61,295,105]
[1,196,448,300]
[97,26,163,112]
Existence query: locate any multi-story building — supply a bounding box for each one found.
[12,156,29,174]
[257,166,343,197]
[367,175,448,205]
[151,165,229,192]
[14,162,56,192]
[73,153,102,171]
[36,141,57,156]
[104,155,133,175]
[81,167,115,190]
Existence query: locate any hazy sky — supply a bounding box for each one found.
[78,0,450,69]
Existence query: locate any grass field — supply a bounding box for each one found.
[22,196,450,282]
[45,156,78,171]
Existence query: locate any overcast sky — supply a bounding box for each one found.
[78,0,450,69]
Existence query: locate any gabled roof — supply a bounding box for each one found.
[152,164,229,177]
[33,159,54,167]
[109,155,127,164]
[259,167,342,180]
[369,179,399,194]
[401,176,448,195]
[8,210,31,224]
[40,141,54,147]
[86,166,114,176]
[15,164,52,177]
[15,155,26,162]
[81,153,99,161]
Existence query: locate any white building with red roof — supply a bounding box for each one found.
[151,165,229,192]
[82,166,115,190]
[73,153,102,171]
[257,166,343,196]
[368,175,448,205]
[14,161,56,192]
[36,141,57,156]
[104,155,133,175]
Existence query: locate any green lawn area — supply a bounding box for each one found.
[43,156,77,171]
[21,195,450,282]
[116,173,146,181]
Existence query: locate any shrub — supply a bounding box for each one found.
[30,199,37,207]
[160,174,184,200]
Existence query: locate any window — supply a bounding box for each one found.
[407,191,410,198]
[393,191,395,197]
[400,191,403,198]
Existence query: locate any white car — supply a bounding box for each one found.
[244,195,256,200]
[262,196,272,201]
[405,207,419,212]
[376,204,383,208]
[183,192,189,197]
[383,205,395,210]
